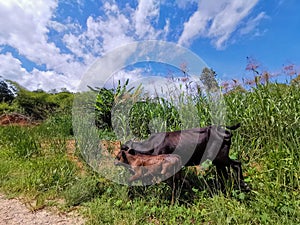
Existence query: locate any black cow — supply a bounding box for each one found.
[121,123,250,191]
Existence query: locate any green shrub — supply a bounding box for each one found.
[0,101,20,114]
[64,176,105,206]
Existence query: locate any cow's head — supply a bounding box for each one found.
[114,149,136,166]
[213,126,233,141]
[121,144,129,151]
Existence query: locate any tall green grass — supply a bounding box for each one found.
[85,81,299,224]
[0,81,299,224]
[0,115,80,209]
[225,83,299,191]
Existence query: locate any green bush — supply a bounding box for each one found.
[64,176,105,206]
[14,89,58,120]
[0,101,20,114]
[1,81,74,121]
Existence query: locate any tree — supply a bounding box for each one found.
[200,67,219,92]
[0,79,15,103]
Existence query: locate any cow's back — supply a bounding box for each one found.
[127,127,210,165]
[162,128,209,165]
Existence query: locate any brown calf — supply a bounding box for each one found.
[115,150,182,184]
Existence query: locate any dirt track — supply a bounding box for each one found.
[0,194,85,225]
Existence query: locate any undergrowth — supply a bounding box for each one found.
[0,81,299,224]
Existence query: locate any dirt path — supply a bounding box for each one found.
[0,194,85,225]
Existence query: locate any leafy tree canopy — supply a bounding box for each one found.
[0,79,16,103]
[200,67,219,92]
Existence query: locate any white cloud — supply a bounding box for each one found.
[0,0,59,65]
[48,20,80,33]
[62,1,169,64]
[0,0,86,77]
[0,0,173,91]
[178,0,261,49]
[106,68,144,89]
[62,2,135,59]
[133,0,161,39]
[0,0,263,92]
[0,52,28,81]
[239,12,268,35]
[178,10,206,46]
[175,0,198,9]
[48,20,67,33]
[0,52,78,91]
[0,0,88,90]
[163,19,170,40]
[90,14,133,53]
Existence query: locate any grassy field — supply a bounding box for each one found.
[0,82,299,224]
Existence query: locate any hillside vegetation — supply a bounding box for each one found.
[0,73,299,224]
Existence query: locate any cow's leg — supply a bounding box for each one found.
[128,167,143,183]
[161,163,168,175]
[162,162,176,179]
[144,164,159,177]
[141,167,156,184]
[215,165,229,192]
[171,174,177,205]
[229,159,250,192]
[163,174,177,205]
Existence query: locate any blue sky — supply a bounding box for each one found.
[0,0,299,91]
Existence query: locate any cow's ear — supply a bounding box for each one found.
[128,149,136,155]
[121,144,129,151]
[121,151,127,159]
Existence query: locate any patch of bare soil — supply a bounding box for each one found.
[100,140,121,157]
[0,194,85,225]
[0,113,36,126]
[66,140,86,175]
[65,139,121,174]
